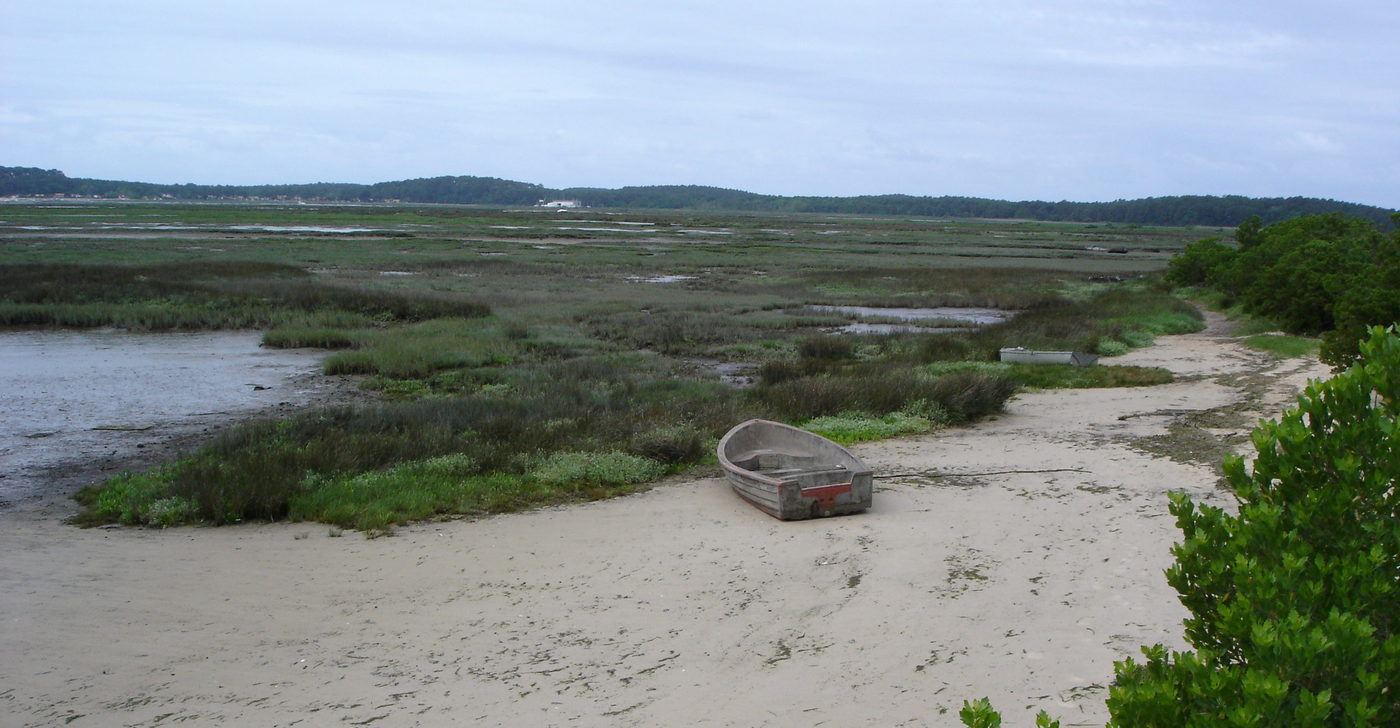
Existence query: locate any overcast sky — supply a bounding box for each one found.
[3,1,1397,206]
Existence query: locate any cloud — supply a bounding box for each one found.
[1,1,1396,206]
[1291,131,1344,154]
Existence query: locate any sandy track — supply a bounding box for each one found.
[0,315,1329,727]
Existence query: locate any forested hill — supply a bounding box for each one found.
[3,165,1394,227]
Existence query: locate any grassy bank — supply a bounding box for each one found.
[73,352,1024,532]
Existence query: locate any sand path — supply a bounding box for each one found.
[0,314,1329,727]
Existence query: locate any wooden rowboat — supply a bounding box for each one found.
[717,419,873,520]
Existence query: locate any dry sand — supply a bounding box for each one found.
[0,314,1329,727]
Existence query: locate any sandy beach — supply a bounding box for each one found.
[0,314,1328,727]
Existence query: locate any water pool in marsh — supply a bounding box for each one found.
[0,330,329,511]
[807,305,1015,334]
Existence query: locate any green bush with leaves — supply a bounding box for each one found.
[1165,237,1236,288]
[963,327,1400,727]
[1164,213,1400,366]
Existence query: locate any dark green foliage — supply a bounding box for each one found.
[1165,238,1236,287]
[960,698,1061,728]
[0,166,71,195]
[1165,213,1400,366]
[6,165,1394,226]
[1235,215,1265,249]
[1108,326,1400,727]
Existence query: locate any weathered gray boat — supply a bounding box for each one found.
[999,347,1099,366]
[717,419,873,520]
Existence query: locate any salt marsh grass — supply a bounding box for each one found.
[15,202,1214,531]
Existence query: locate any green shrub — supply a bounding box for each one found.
[1165,237,1236,287]
[1107,326,1400,727]
[1167,213,1400,359]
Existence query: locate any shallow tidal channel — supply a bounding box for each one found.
[0,330,328,512]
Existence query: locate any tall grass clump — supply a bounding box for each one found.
[752,368,1015,423]
[0,261,489,331]
[797,334,856,361]
[322,318,515,378]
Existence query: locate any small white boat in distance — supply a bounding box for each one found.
[717,419,873,520]
[999,347,1099,366]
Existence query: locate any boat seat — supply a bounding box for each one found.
[729,448,816,470]
[732,448,809,462]
[760,464,847,476]
[760,466,851,483]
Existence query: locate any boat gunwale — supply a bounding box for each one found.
[716,419,873,489]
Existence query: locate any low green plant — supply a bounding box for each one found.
[1243,333,1319,359]
[1097,338,1130,356]
[801,411,933,444]
[960,698,1060,728]
[291,454,500,533]
[290,452,662,534]
[526,451,665,487]
[72,471,189,527]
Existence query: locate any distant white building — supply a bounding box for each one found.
[536,199,581,208]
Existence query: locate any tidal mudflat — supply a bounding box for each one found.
[0,330,327,513]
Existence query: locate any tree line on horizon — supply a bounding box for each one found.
[2,165,1394,228]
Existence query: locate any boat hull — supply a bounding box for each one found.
[999,347,1099,366]
[717,419,873,520]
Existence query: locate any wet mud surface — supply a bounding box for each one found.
[0,330,342,517]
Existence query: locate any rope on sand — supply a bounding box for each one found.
[874,467,1089,479]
